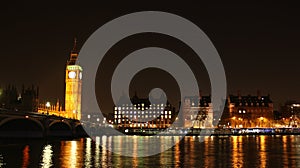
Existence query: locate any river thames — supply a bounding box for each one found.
[0,135,300,167]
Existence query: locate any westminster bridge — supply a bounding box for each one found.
[0,109,87,138]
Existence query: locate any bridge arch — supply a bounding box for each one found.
[0,117,44,138]
[49,120,72,131]
[0,117,44,131]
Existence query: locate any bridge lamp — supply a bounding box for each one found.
[46,102,51,108]
[46,102,50,115]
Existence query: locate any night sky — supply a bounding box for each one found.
[1,2,300,112]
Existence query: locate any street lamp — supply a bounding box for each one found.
[46,102,50,115]
[97,118,100,127]
[231,116,236,128]
[260,117,264,127]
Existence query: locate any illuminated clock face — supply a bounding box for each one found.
[79,72,82,80]
[68,71,76,79]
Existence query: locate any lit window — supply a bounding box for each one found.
[169,116,171,119]
[169,111,171,114]
[114,115,117,118]
[115,111,117,114]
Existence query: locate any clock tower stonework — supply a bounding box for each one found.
[65,39,82,120]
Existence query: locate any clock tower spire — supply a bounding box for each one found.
[65,38,82,120]
[67,37,79,65]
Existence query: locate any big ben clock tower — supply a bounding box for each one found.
[65,38,82,120]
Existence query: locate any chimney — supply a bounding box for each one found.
[257,90,261,99]
[238,90,241,99]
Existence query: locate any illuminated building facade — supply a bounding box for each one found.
[227,92,274,128]
[114,94,175,129]
[183,96,213,128]
[64,39,82,120]
[280,101,300,127]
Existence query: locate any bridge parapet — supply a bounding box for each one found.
[0,111,85,138]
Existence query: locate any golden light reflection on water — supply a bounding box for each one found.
[41,144,53,168]
[84,138,92,168]
[259,136,267,167]
[282,135,288,166]
[132,136,138,167]
[203,136,209,167]
[101,136,108,168]
[174,136,180,167]
[59,139,84,168]
[189,137,195,166]
[232,136,244,167]
[22,145,30,168]
[95,136,100,168]
[2,135,299,167]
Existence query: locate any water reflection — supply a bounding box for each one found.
[22,145,30,168]
[41,145,53,168]
[259,136,267,167]
[1,135,300,167]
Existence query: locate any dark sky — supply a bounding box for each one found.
[0,2,300,111]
